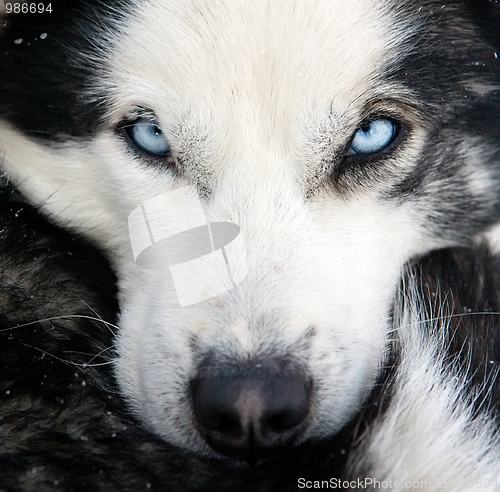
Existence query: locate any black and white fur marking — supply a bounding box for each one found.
[2,1,500,489]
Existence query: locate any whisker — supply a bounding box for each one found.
[0,314,118,333]
[74,296,118,336]
[16,341,119,368]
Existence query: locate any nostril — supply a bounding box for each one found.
[261,377,311,432]
[195,396,242,436]
[191,363,312,459]
[265,410,302,432]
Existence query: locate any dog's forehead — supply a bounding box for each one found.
[111,0,410,118]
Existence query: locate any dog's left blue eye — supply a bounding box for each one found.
[127,118,171,156]
[349,119,397,155]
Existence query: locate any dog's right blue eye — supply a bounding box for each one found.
[127,118,171,156]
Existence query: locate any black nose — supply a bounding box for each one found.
[191,364,311,460]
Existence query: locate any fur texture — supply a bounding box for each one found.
[1,185,499,489]
[1,1,500,489]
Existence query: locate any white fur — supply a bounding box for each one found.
[348,283,500,490]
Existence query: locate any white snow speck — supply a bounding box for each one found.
[40,33,48,40]
[14,38,23,45]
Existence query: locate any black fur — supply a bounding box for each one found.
[412,247,500,418]
[0,0,130,140]
[390,1,500,241]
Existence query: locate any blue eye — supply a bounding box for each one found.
[127,117,171,156]
[349,119,398,155]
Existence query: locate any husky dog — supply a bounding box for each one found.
[2,0,500,488]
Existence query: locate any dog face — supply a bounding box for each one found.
[1,0,500,460]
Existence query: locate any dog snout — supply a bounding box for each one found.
[191,363,312,460]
